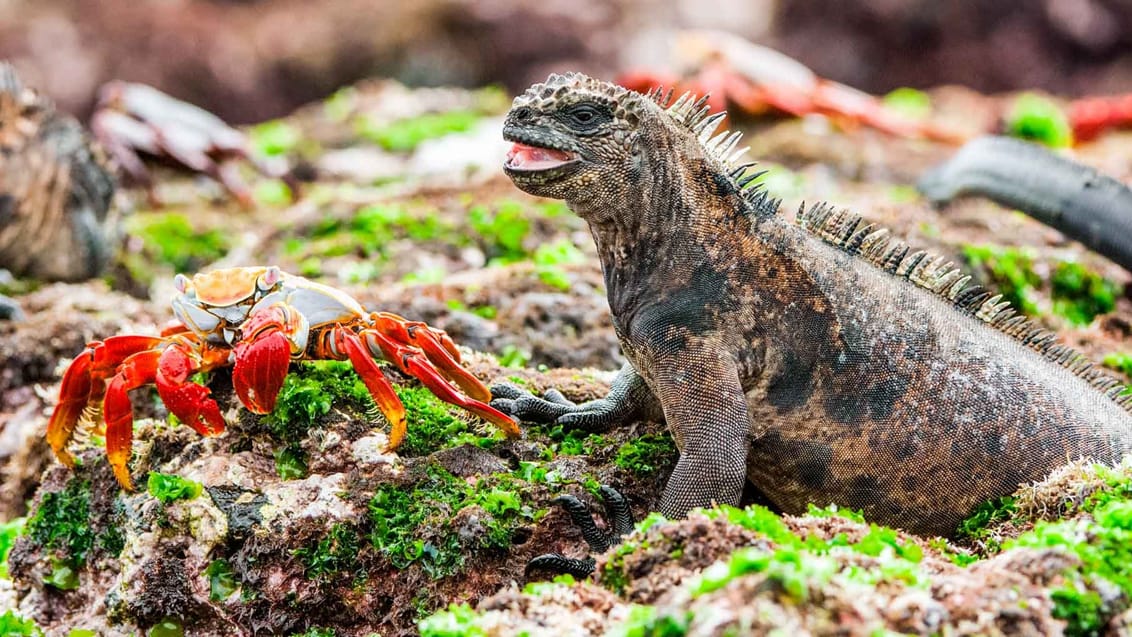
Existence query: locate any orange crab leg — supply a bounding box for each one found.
[362,327,519,437]
[46,335,166,468]
[102,350,162,490]
[370,313,491,402]
[231,303,302,413]
[155,341,228,436]
[400,353,520,437]
[334,328,409,450]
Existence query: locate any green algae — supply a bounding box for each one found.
[204,558,240,601]
[1005,93,1073,148]
[294,523,362,582]
[369,465,540,578]
[125,212,230,274]
[0,611,42,637]
[146,473,202,504]
[614,433,677,477]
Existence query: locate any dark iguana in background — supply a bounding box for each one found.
[0,62,116,319]
[492,72,1132,572]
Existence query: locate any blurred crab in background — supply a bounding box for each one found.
[1068,93,1132,143]
[618,30,968,144]
[46,266,519,489]
[91,81,295,207]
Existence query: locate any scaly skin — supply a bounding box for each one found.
[494,74,1132,556]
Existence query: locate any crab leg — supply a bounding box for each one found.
[46,335,166,468]
[370,312,491,402]
[362,328,520,437]
[102,350,164,489]
[333,328,409,450]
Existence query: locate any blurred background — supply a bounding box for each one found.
[3,0,1132,124]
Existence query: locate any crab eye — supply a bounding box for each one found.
[174,273,190,294]
[259,266,281,291]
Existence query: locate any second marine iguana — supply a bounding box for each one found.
[492,72,1132,573]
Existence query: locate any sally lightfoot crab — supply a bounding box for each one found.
[46,266,519,489]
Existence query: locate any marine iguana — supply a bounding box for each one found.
[492,72,1132,573]
[0,62,116,319]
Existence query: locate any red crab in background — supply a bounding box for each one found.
[1068,94,1132,143]
[91,82,294,208]
[617,30,969,144]
[46,266,519,489]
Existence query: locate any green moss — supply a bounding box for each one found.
[961,244,1041,315]
[146,473,202,504]
[249,120,301,157]
[0,610,42,637]
[395,384,502,456]
[147,617,184,637]
[294,523,362,582]
[418,603,488,637]
[610,605,690,637]
[252,179,294,207]
[263,360,374,477]
[204,559,239,601]
[27,479,94,565]
[369,465,539,578]
[468,200,531,263]
[614,434,677,477]
[1050,261,1122,326]
[805,503,866,524]
[881,87,932,120]
[358,110,480,152]
[287,629,336,637]
[532,239,586,290]
[1104,352,1132,379]
[44,556,78,590]
[1010,501,1132,635]
[0,517,25,578]
[956,495,1016,551]
[125,213,230,273]
[1005,93,1073,148]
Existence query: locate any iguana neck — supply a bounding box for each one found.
[570,162,772,320]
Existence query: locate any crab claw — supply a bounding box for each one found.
[155,343,227,436]
[232,303,303,413]
[335,329,409,450]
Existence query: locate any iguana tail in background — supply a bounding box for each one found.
[918,135,1132,273]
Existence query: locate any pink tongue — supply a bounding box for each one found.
[507,143,574,169]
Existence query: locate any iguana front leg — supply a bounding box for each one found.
[651,346,751,517]
[490,362,663,430]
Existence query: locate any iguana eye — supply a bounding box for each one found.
[563,103,609,131]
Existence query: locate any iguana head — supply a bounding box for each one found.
[502,73,654,209]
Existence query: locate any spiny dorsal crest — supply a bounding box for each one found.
[797,201,1132,413]
[647,84,779,213]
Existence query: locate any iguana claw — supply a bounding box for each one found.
[525,485,636,579]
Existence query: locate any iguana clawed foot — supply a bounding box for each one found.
[490,382,630,431]
[525,485,636,579]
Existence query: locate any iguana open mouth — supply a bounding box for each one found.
[504,142,579,172]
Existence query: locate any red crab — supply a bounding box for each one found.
[618,30,968,144]
[46,266,519,489]
[91,82,293,208]
[1068,94,1132,143]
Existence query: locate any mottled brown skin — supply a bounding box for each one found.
[494,73,1132,540]
[0,63,116,285]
